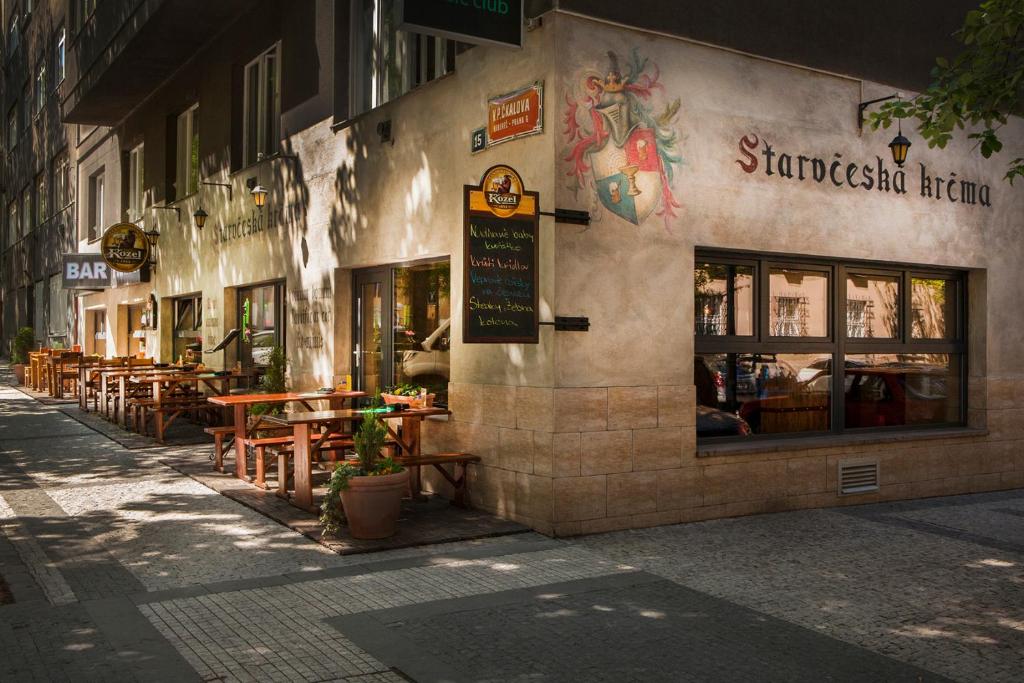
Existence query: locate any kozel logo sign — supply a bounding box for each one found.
[482,165,524,217]
[100,223,150,272]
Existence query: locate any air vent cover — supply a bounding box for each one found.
[838,460,879,495]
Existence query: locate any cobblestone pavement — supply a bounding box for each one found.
[1,377,1022,682]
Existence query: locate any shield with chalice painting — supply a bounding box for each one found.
[564,49,683,227]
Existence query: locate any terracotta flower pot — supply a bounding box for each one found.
[339,468,409,539]
[12,364,26,385]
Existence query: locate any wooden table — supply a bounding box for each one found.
[78,361,127,410]
[99,366,188,424]
[281,406,450,512]
[207,391,366,485]
[144,372,255,442]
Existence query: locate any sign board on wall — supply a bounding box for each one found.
[100,223,150,273]
[463,164,539,343]
[399,0,523,49]
[488,82,543,147]
[61,254,111,289]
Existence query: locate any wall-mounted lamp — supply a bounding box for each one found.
[858,92,912,168]
[144,228,160,247]
[888,126,912,168]
[250,184,268,208]
[193,208,208,230]
[200,181,232,200]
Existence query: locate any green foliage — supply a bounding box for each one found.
[868,0,1024,183]
[386,383,425,397]
[11,327,35,365]
[259,346,287,393]
[354,410,388,472]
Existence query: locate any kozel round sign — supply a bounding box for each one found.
[482,164,524,218]
[100,223,150,273]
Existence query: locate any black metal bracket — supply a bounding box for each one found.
[539,208,591,225]
[153,205,181,220]
[858,93,900,131]
[539,316,590,332]
[201,181,232,200]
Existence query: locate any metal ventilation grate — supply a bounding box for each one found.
[838,460,880,495]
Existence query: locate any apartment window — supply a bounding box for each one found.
[7,106,17,148]
[7,201,17,247]
[54,27,66,86]
[23,86,31,132]
[694,252,966,440]
[126,143,144,221]
[8,13,19,54]
[34,61,46,114]
[33,279,45,341]
[87,169,105,240]
[21,187,30,237]
[52,153,68,211]
[74,0,97,33]
[349,0,456,117]
[35,173,46,225]
[48,274,66,336]
[243,44,281,166]
[174,104,199,199]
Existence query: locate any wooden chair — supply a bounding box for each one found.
[55,352,83,399]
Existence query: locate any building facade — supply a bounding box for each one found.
[5,0,1022,536]
[2,0,75,349]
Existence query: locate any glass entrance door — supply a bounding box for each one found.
[237,282,284,369]
[353,261,450,404]
[353,268,389,398]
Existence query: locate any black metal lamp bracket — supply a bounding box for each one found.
[858,93,900,132]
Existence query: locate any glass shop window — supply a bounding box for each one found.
[694,251,966,441]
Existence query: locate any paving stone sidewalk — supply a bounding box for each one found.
[1,373,1022,682]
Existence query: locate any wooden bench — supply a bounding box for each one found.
[395,452,480,507]
[204,426,236,472]
[270,435,358,497]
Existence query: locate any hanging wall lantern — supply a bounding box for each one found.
[888,127,912,167]
[250,184,268,208]
[193,207,208,230]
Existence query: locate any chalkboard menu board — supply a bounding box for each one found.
[463,165,539,344]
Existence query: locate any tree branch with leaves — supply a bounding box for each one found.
[868,0,1024,183]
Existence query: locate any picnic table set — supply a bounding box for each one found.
[44,350,477,537]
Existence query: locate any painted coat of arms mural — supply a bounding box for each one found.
[564,49,682,227]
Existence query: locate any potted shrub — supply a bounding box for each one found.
[11,327,35,386]
[381,383,434,409]
[320,406,407,539]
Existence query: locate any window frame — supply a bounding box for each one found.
[54,26,66,89]
[174,104,199,200]
[347,0,457,120]
[34,172,46,226]
[695,249,967,442]
[34,58,46,116]
[242,42,281,167]
[87,168,105,241]
[126,142,145,221]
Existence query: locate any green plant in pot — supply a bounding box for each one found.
[320,403,407,540]
[11,327,35,385]
[248,346,287,433]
